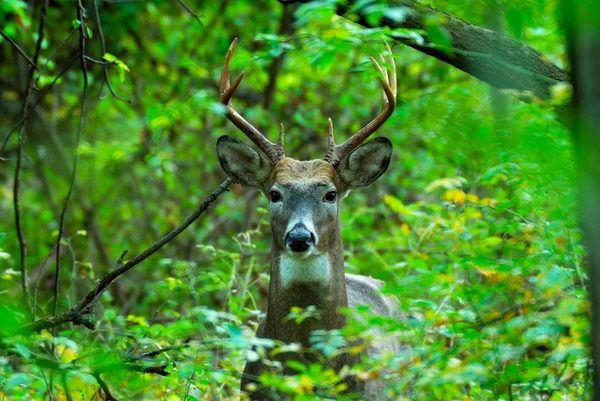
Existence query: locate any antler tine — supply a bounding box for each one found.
[324,43,397,166]
[219,38,285,164]
[324,118,336,161]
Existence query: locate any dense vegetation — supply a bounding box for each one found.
[0,0,589,400]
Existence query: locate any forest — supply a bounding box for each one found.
[1,0,599,400]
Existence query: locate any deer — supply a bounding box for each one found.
[215,39,402,400]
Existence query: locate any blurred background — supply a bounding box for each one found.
[0,0,587,400]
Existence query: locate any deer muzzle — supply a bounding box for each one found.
[285,223,315,253]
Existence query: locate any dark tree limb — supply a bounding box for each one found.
[174,0,204,26]
[559,1,600,398]
[278,0,570,100]
[13,0,50,317]
[2,53,80,153]
[53,0,89,318]
[6,178,233,335]
[0,29,39,70]
[94,373,120,401]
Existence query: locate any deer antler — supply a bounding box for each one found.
[324,43,397,166]
[219,38,285,164]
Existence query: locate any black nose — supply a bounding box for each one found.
[285,224,315,253]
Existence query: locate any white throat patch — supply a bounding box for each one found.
[280,253,330,288]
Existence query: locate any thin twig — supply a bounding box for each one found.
[93,0,131,102]
[94,373,120,401]
[13,0,50,319]
[130,344,189,360]
[34,28,77,90]
[7,178,233,335]
[0,29,39,70]
[174,0,204,26]
[53,0,89,318]
[83,55,111,65]
[2,53,80,153]
[72,178,232,314]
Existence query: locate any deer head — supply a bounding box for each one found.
[216,39,397,287]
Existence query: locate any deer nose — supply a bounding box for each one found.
[285,224,315,253]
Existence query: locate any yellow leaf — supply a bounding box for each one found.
[483,236,503,247]
[299,375,313,393]
[479,197,497,207]
[452,221,464,233]
[57,344,78,362]
[442,189,466,205]
[349,344,366,354]
[126,314,149,326]
[466,193,479,203]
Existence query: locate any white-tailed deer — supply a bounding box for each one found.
[216,39,401,400]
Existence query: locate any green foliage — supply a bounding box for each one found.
[0,0,587,400]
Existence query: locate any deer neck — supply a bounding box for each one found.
[264,231,347,345]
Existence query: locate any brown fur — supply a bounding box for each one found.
[272,158,336,185]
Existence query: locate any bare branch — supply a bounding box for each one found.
[6,178,232,335]
[2,53,80,154]
[52,0,89,318]
[174,0,204,26]
[130,344,189,360]
[0,29,39,70]
[94,373,120,401]
[13,0,50,318]
[34,28,77,90]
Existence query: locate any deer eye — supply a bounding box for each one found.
[270,190,282,203]
[324,191,337,203]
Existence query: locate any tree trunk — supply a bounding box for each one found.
[560,1,600,399]
[278,0,570,99]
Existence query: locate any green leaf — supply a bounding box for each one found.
[86,26,93,39]
[11,343,31,359]
[5,373,34,391]
[286,360,307,372]
[72,19,81,29]
[103,53,117,62]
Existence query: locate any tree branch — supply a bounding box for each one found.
[53,0,89,318]
[2,52,80,154]
[278,0,570,100]
[6,178,233,335]
[174,0,204,26]
[0,29,39,70]
[13,0,50,317]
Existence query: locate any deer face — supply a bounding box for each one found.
[217,136,393,257]
[215,38,396,262]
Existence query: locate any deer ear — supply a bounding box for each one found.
[217,136,273,189]
[336,137,392,189]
